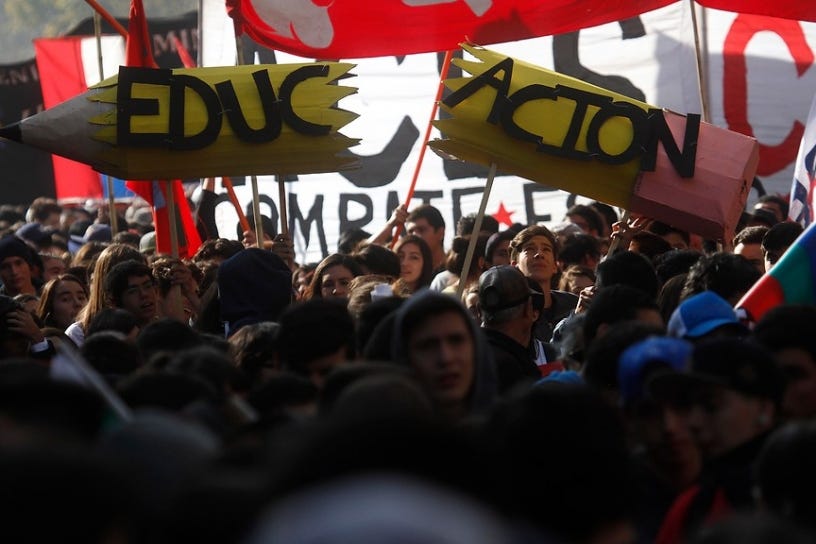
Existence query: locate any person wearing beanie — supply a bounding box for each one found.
[0,236,38,297]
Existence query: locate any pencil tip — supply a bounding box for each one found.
[0,123,22,142]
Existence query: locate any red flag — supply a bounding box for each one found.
[123,0,201,257]
[225,0,816,60]
[126,0,158,68]
[172,35,196,68]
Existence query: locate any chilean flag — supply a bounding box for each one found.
[788,93,816,226]
[736,221,816,322]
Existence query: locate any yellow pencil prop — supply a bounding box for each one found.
[0,63,359,180]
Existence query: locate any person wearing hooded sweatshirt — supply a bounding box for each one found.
[391,290,496,422]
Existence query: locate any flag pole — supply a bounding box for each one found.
[391,49,455,248]
[233,34,266,248]
[688,0,710,123]
[84,0,128,38]
[223,177,251,232]
[277,174,289,236]
[166,181,180,258]
[91,8,119,237]
[456,162,496,299]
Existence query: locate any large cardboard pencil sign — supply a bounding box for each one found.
[0,63,359,180]
[430,44,760,240]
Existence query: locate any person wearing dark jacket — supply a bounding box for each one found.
[478,265,540,393]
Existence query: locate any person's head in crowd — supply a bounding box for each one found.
[550,221,585,250]
[191,238,243,265]
[583,284,664,347]
[103,261,158,327]
[558,264,596,295]
[0,205,24,231]
[510,225,559,293]
[352,243,400,278]
[565,203,604,237]
[484,229,514,267]
[649,337,785,459]
[485,384,633,543]
[756,421,816,534]
[40,253,67,283]
[219,248,292,337]
[59,206,92,233]
[70,239,106,271]
[228,321,281,390]
[346,275,396,321]
[681,252,761,305]
[164,346,242,405]
[405,204,446,270]
[595,250,660,301]
[337,227,371,254]
[657,273,688,325]
[304,253,363,301]
[150,256,199,323]
[754,305,816,420]
[667,291,748,342]
[462,282,481,322]
[86,308,140,340]
[292,262,318,300]
[748,207,778,229]
[37,273,88,331]
[0,235,38,297]
[446,233,490,290]
[754,194,789,224]
[237,214,276,247]
[111,230,141,249]
[16,222,54,253]
[138,231,156,256]
[26,197,62,230]
[762,221,803,271]
[732,225,768,274]
[394,235,434,293]
[278,298,356,389]
[617,336,701,491]
[647,221,691,250]
[456,212,499,236]
[654,248,702,287]
[590,201,618,238]
[78,243,145,330]
[67,219,93,254]
[81,331,142,386]
[355,296,404,356]
[83,223,113,245]
[629,231,673,262]
[124,205,153,235]
[248,371,319,422]
[391,290,496,420]
[559,233,601,270]
[136,318,202,363]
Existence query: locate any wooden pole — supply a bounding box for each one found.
[250,175,264,248]
[689,0,710,123]
[277,174,289,236]
[166,181,180,258]
[391,49,455,248]
[84,0,128,38]
[456,162,497,299]
[91,10,119,236]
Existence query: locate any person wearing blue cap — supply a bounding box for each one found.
[667,291,748,342]
[617,336,702,544]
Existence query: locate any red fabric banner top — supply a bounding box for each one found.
[227,0,816,60]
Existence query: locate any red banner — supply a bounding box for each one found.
[227,0,816,60]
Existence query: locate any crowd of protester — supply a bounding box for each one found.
[1,189,815,543]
